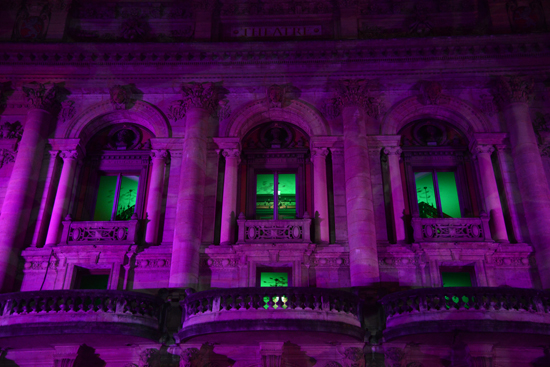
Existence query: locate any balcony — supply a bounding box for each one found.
[0,290,163,341]
[237,216,311,243]
[411,215,491,242]
[60,219,140,245]
[380,287,550,341]
[177,287,363,342]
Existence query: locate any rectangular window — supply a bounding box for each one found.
[441,272,473,287]
[93,174,139,221]
[259,269,289,309]
[415,170,461,218]
[255,172,296,219]
[74,267,110,290]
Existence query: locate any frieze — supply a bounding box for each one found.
[378,257,420,267]
[23,259,58,271]
[220,1,333,16]
[309,256,349,267]
[2,34,548,66]
[205,258,238,268]
[488,257,532,267]
[135,258,171,269]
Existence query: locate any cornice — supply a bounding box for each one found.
[0,34,548,68]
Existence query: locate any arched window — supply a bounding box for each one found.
[239,121,313,221]
[74,123,154,222]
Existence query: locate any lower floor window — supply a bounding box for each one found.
[93,174,139,221]
[74,267,110,290]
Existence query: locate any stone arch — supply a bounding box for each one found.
[381,95,493,138]
[65,100,171,145]
[224,99,329,138]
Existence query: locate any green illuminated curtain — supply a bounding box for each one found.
[93,174,139,221]
[414,170,461,218]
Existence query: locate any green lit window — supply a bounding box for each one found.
[255,172,296,219]
[415,170,461,218]
[260,272,288,309]
[441,272,472,287]
[93,174,139,221]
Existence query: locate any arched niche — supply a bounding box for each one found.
[224,99,329,139]
[65,100,170,146]
[382,95,493,139]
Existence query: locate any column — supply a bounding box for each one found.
[473,145,508,242]
[341,105,380,286]
[0,83,56,292]
[219,148,240,246]
[169,83,220,288]
[145,150,168,244]
[383,146,406,244]
[495,76,550,287]
[311,147,330,244]
[45,149,80,246]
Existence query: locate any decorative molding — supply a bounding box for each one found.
[60,100,76,123]
[110,85,131,110]
[205,258,238,268]
[135,258,171,269]
[378,257,420,268]
[1,34,549,67]
[309,256,349,267]
[22,82,59,112]
[167,100,186,122]
[418,81,449,105]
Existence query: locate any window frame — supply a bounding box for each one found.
[77,151,150,221]
[254,170,298,220]
[243,148,309,220]
[403,147,475,219]
[412,167,463,218]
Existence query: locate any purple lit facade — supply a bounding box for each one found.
[0,0,549,366]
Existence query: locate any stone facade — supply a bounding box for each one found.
[0,0,549,366]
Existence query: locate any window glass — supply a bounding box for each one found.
[277,173,296,219]
[437,172,461,218]
[78,274,110,290]
[256,173,275,219]
[260,272,288,287]
[116,175,139,220]
[441,272,472,287]
[415,172,437,218]
[93,176,117,221]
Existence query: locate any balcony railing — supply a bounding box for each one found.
[411,215,491,242]
[0,290,164,340]
[237,216,311,243]
[380,287,550,341]
[60,219,139,245]
[177,287,363,341]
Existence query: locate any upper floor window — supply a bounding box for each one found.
[74,124,154,222]
[239,122,312,221]
[398,119,480,227]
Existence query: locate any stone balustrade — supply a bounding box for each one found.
[60,219,140,245]
[380,287,550,341]
[237,218,311,243]
[0,290,164,340]
[177,287,363,341]
[411,215,491,242]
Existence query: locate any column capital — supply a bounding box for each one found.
[49,150,60,159]
[333,79,381,117]
[493,75,534,107]
[150,149,169,160]
[383,146,402,156]
[222,148,241,163]
[472,144,495,157]
[181,82,224,113]
[59,149,80,161]
[22,82,59,112]
[310,147,329,159]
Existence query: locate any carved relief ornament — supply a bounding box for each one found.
[110,85,130,110]
[181,82,221,112]
[326,79,381,118]
[493,75,534,106]
[22,82,59,112]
